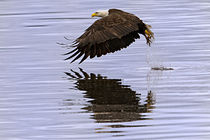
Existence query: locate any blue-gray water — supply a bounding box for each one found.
[1,0,210,140]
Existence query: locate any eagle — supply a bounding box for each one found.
[65,9,154,63]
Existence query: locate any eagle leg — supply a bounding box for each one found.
[144,24,154,46]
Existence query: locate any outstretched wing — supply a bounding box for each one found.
[65,12,145,64]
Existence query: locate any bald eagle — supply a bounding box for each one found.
[65,9,154,63]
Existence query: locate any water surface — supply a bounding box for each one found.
[0,0,210,139]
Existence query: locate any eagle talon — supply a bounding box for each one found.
[144,25,154,46]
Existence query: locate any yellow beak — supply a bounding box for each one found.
[91,13,97,17]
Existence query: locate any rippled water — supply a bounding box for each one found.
[1,0,210,139]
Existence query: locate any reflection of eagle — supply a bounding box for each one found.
[65,68,155,123]
[65,9,154,63]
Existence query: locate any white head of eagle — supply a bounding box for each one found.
[91,10,109,17]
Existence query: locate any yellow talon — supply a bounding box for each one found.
[144,24,154,46]
[145,30,150,37]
